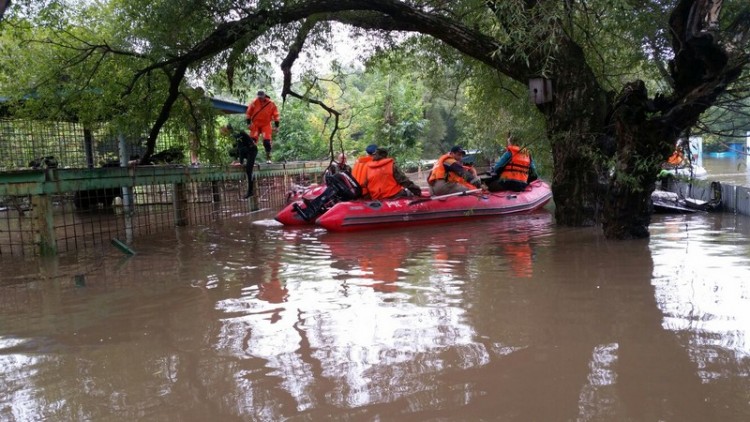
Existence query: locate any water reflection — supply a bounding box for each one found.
[1,210,749,420]
[651,213,750,388]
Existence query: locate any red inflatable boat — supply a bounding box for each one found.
[277,180,553,232]
[275,184,328,226]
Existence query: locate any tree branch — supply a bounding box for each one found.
[139,63,188,164]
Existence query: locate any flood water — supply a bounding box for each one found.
[703,156,750,186]
[1,207,750,421]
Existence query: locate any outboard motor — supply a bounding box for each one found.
[293,171,362,221]
[326,171,362,200]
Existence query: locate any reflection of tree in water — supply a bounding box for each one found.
[649,214,750,421]
[460,227,715,421]
[4,212,749,419]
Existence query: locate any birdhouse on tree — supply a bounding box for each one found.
[528,78,553,104]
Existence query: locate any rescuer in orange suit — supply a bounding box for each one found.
[245,90,280,163]
[664,139,688,167]
[362,147,422,200]
[352,144,377,197]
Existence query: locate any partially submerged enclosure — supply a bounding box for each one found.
[0,98,326,256]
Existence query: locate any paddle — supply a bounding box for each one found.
[408,188,483,205]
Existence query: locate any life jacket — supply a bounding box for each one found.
[245,98,280,126]
[667,149,684,166]
[352,155,374,196]
[500,145,531,183]
[365,158,403,200]
[428,153,474,189]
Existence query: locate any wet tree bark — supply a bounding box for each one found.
[540,40,611,228]
[533,0,746,238]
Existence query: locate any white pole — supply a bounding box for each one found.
[746,131,750,170]
[689,136,703,167]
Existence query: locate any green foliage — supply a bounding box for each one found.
[272,100,329,162]
[348,65,428,164]
[394,34,551,173]
[0,1,225,162]
[460,75,550,175]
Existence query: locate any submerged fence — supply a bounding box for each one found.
[0,162,326,256]
[666,178,750,216]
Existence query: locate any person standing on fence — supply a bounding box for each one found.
[221,124,258,199]
[245,90,280,164]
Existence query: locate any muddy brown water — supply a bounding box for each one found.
[702,156,750,186]
[1,208,749,421]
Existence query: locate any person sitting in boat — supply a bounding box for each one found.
[326,152,352,176]
[427,145,482,195]
[363,148,422,200]
[486,135,538,192]
[352,144,378,197]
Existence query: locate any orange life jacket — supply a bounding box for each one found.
[365,158,403,200]
[428,153,474,189]
[245,98,280,126]
[500,145,531,183]
[352,155,374,197]
[667,149,684,165]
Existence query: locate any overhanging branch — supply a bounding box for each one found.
[280,18,343,160]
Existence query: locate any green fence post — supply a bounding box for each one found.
[31,194,57,256]
[211,181,221,203]
[248,176,259,211]
[173,182,188,226]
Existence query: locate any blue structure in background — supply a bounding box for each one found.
[2,95,247,115]
[210,97,247,115]
[706,142,745,159]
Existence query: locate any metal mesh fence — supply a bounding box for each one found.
[0,119,197,170]
[0,166,325,257]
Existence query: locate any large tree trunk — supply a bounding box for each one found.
[601,81,675,239]
[545,0,746,239]
[541,40,611,227]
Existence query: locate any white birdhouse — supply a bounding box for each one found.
[529,78,553,104]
